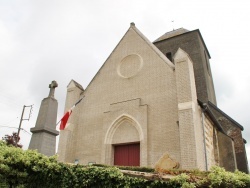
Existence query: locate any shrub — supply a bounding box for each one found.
[1,141,250,188]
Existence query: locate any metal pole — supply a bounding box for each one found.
[17,105,26,146]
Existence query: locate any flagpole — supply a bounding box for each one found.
[56,96,84,128]
[56,120,61,126]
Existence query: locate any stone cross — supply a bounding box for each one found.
[48,80,58,98]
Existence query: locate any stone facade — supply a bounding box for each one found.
[57,80,83,162]
[58,24,248,172]
[204,115,217,169]
[208,102,249,173]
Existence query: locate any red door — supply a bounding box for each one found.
[114,143,140,166]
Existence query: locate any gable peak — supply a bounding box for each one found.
[67,79,84,90]
[125,23,174,69]
[154,28,189,43]
[173,48,193,63]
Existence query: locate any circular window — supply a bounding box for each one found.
[117,54,143,78]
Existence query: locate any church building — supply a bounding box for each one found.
[58,23,248,173]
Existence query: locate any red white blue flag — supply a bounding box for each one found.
[59,97,83,130]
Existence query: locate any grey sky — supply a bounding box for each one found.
[0,0,250,165]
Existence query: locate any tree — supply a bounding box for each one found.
[2,132,22,148]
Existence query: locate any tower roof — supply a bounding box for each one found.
[154,28,189,43]
[154,28,211,59]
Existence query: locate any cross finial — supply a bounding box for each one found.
[48,80,58,98]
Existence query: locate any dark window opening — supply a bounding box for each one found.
[166,52,172,62]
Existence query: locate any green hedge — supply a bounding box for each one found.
[1,141,250,188]
[93,163,155,173]
[0,141,186,187]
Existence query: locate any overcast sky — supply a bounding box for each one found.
[0,0,250,166]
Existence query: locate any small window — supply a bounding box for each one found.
[166,52,172,62]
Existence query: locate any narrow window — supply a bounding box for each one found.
[166,52,172,62]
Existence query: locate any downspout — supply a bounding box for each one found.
[201,106,208,171]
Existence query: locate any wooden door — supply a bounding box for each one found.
[114,143,140,166]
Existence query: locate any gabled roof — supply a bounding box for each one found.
[207,101,244,131]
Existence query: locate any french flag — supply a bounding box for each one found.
[59,97,83,130]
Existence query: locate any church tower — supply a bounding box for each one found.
[153,28,217,105]
[154,28,248,173]
[29,81,59,156]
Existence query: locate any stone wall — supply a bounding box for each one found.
[204,115,217,169]
[154,30,217,105]
[217,131,237,172]
[174,48,205,170]
[58,80,84,163]
[209,104,249,173]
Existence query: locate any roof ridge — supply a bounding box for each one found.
[153,28,189,43]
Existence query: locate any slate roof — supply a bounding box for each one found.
[154,28,189,43]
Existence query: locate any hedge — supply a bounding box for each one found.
[0,141,250,188]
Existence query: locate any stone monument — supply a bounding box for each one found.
[29,81,59,156]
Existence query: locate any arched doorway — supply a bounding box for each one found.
[104,115,143,166]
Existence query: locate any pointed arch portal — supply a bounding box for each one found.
[103,115,144,166]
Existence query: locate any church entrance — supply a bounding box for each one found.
[114,143,140,166]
